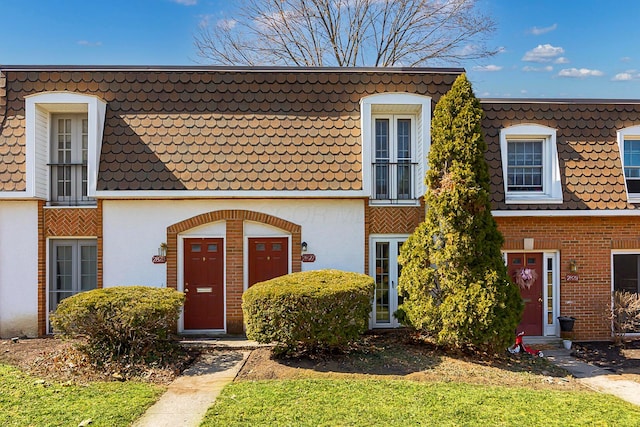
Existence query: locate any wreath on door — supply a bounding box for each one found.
[515,268,537,290]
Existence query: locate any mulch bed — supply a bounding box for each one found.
[0,337,198,385]
[572,339,640,374]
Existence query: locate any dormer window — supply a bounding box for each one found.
[500,124,562,204]
[618,126,640,202]
[24,92,106,205]
[361,93,431,205]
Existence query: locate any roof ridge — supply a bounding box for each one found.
[0,65,465,74]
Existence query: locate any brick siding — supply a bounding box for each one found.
[167,209,302,334]
[496,215,640,340]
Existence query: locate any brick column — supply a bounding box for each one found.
[226,218,244,333]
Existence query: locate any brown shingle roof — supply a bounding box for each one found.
[0,68,460,193]
[482,100,640,210]
[2,67,640,211]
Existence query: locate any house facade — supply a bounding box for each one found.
[0,66,638,340]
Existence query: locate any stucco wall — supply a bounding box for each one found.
[0,201,38,337]
[102,199,365,288]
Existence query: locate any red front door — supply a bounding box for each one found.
[507,253,543,336]
[248,238,289,287]
[183,238,225,330]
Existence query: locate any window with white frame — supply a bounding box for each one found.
[50,114,92,205]
[500,124,562,203]
[361,93,431,205]
[617,126,640,201]
[372,115,415,201]
[507,139,543,192]
[49,239,97,317]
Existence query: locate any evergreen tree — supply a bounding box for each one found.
[398,74,522,352]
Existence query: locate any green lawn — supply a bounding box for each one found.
[202,379,640,427]
[0,364,164,427]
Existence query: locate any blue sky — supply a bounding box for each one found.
[1,0,639,99]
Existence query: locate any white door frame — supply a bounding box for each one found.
[178,224,227,334]
[369,234,409,328]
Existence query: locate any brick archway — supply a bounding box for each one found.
[166,209,301,333]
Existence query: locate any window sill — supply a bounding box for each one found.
[628,195,640,204]
[369,199,421,207]
[505,194,563,204]
[45,202,98,208]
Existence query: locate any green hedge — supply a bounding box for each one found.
[51,286,185,364]
[242,269,374,355]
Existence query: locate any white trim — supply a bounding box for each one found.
[500,124,562,204]
[617,125,640,203]
[95,189,369,198]
[492,209,640,217]
[24,92,107,202]
[43,205,98,210]
[361,93,432,204]
[0,191,30,199]
[178,234,227,334]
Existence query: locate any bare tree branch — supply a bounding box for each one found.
[194,0,498,66]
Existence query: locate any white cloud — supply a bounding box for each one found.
[522,65,553,72]
[217,18,237,30]
[198,14,215,27]
[472,65,502,72]
[520,89,528,94]
[554,57,569,64]
[171,0,197,5]
[621,56,632,62]
[77,40,102,47]
[530,23,558,35]
[459,44,479,56]
[522,44,565,62]
[612,70,640,81]
[558,68,604,78]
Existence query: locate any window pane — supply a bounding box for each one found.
[55,246,73,291]
[80,245,97,291]
[614,254,639,293]
[507,140,543,192]
[375,242,390,323]
[396,119,411,160]
[375,119,389,161]
[208,244,218,252]
[191,244,201,252]
[374,163,389,199]
[624,140,640,192]
[613,254,640,333]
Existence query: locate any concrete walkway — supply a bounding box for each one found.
[133,337,265,427]
[545,347,640,406]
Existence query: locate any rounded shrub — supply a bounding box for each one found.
[51,286,185,364]
[242,269,374,355]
